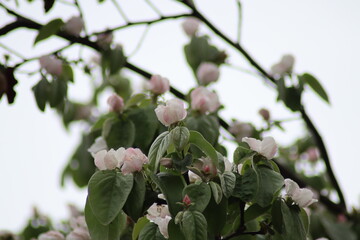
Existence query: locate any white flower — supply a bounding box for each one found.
[271,54,295,76]
[64,16,84,36]
[107,93,124,113]
[188,170,201,183]
[197,62,220,85]
[88,137,108,156]
[39,55,63,76]
[182,17,200,36]
[242,136,277,160]
[121,148,149,174]
[66,228,90,240]
[284,179,318,208]
[191,87,220,114]
[94,148,125,170]
[148,75,170,94]
[146,203,171,239]
[38,231,65,240]
[155,99,187,126]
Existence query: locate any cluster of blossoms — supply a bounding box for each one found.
[93,147,148,174]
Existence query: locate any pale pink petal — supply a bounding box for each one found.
[94,150,107,170]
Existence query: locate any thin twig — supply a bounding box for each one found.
[128,25,150,58]
[0,42,26,60]
[236,0,242,43]
[111,0,130,22]
[145,0,163,16]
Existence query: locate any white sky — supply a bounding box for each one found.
[1,0,360,231]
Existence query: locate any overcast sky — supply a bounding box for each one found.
[1,0,360,231]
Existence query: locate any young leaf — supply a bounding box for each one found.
[123,172,146,221]
[148,131,170,172]
[232,170,257,202]
[34,18,64,45]
[233,143,254,165]
[219,171,236,198]
[180,210,208,240]
[299,73,330,104]
[209,181,222,204]
[182,182,211,212]
[102,118,135,149]
[171,126,190,152]
[88,171,133,225]
[60,64,74,82]
[132,217,150,240]
[48,78,67,108]
[44,0,55,13]
[189,130,218,168]
[32,78,50,111]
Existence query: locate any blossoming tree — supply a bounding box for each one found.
[0,1,359,240]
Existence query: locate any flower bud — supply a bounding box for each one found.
[242,136,277,160]
[191,87,220,114]
[160,158,173,168]
[188,170,201,183]
[148,75,170,95]
[96,32,113,48]
[183,194,192,206]
[107,93,124,113]
[64,16,84,36]
[306,147,319,162]
[270,54,295,76]
[258,108,270,121]
[196,62,220,85]
[201,157,217,176]
[155,99,187,127]
[38,231,65,240]
[229,121,253,142]
[121,148,149,174]
[39,55,63,76]
[182,17,200,36]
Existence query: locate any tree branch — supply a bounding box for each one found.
[0,2,347,216]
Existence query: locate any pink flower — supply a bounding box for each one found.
[182,17,200,36]
[96,32,113,48]
[107,93,124,113]
[183,194,191,206]
[94,148,125,170]
[121,148,149,174]
[242,136,277,160]
[64,16,84,36]
[284,179,318,208]
[155,99,187,126]
[229,121,253,142]
[271,54,295,76]
[38,231,65,240]
[148,75,170,94]
[306,147,319,162]
[191,87,220,113]
[197,62,220,85]
[39,55,63,76]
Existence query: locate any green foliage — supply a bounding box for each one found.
[209,181,223,204]
[189,130,218,168]
[138,222,166,240]
[123,172,147,221]
[148,131,171,172]
[220,171,236,198]
[180,210,208,240]
[182,182,211,212]
[101,46,127,76]
[276,78,302,112]
[88,171,133,225]
[34,18,64,45]
[299,73,330,104]
[171,126,190,152]
[132,217,150,240]
[102,117,135,149]
[32,78,50,111]
[233,143,254,165]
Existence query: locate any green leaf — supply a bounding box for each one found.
[34,18,64,45]
[203,194,227,236]
[101,46,126,76]
[156,172,186,216]
[88,171,133,225]
[168,219,185,240]
[271,198,283,234]
[320,216,357,240]
[60,64,74,82]
[232,170,257,202]
[299,73,330,104]
[189,130,218,168]
[184,36,223,73]
[132,217,150,240]
[124,172,146,221]
[32,78,50,111]
[244,204,271,223]
[186,115,219,145]
[171,126,190,152]
[128,106,159,152]
[139,222,166,240]
[253,165,284,207]
[209,181,222,204]
[49,78,67,108]
[102,118,135,149]
[183,182,211,212]
[220,171,236,198]
[181,210,207,240]
[44,0,55,13]
[125,93,147,109]
[276,78,302,112]
[85,198,124,240]
[233,143,254,165]
[148,131,170,172]
[280,201,307,240]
